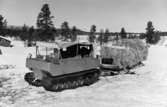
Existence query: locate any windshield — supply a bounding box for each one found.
[35,46,60,62]
[36,47,55,56]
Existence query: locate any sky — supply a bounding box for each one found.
[0,0,167,32]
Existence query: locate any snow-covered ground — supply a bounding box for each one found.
[0,40,167,107]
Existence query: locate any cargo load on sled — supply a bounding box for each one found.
[100,39,148,75]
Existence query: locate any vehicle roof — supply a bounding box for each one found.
[58,42,91,48]
[36,42,59,48]
[36,41,91,49]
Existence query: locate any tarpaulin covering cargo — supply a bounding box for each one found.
[112,39,148,61]
[101,39,148,70]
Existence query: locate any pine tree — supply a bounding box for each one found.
[28,26,35,42]
[0,15,4,29]
[61,21,70,40]
[0,15,7,35]
[120,27,127,39]
[103,29,109,43]
[115,33,119,41]
[36,3,55,41]
[37,4,54,29]
[20,24,29,41]
[89,25,96,43]
[98,29,104,45]
[71,26,77,41]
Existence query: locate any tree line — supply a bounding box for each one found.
[0,3,160,44]
[0,4,78,42]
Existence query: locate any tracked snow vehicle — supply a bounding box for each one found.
[24,42,100,91]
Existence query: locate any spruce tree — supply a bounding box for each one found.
[146,21,154,43]
[145,21,160,44]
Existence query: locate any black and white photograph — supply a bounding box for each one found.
[0,0,167,106]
